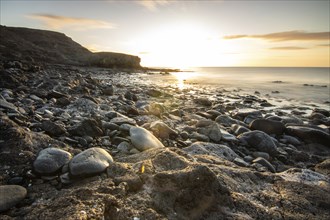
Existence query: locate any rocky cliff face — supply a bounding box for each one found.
[0,25,141,68]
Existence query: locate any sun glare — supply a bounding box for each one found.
[131,23,242,68]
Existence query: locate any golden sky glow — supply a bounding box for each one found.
[1,0,329,67]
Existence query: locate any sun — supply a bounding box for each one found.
[130,23,241,68]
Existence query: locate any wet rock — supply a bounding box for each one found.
[280,135,301,146]
[150,121,178,139]
[151,165,231,220]
[286,125,330,146]
[33,147,72,175]
[183,142,239,161]
[129,126,165,151]
[238,130,278,156]
[69,147,114,177]
[312,108,330,117]
[252,157,276,173]
[194,97,212,106]
[68,118,103,137]
[231,108,262,121]
[281,115,303,125]
[41,120,66,136]
[0,185,27,212]
[249,118,285,135]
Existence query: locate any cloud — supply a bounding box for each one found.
[224,31,329,41]
[137,0,169,11]
[270,46,308,50]
[317,43,330,47]
[28,14,116,31]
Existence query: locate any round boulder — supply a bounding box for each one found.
[130,126,165,151]
[0,185,27,212]
[69,147,114,177]
[33,147,72,175]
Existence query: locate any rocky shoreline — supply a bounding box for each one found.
[0,62,329,219]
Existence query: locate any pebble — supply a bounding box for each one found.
[0,185,27,212]
[130,126,165,151]
[69,147,114,177]
[33,147,72,175]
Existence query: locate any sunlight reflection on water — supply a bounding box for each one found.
[170,71,200,89]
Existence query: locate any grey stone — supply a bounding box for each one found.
[249,118,285,135]
[0,185,27,212]
[252,157,276,173]
[110,116,136,125]
[286,125,330,146]
[69,147,114,177]
[215,115,238,127]
[68,118,103,137]
[0,99,17,111]
[130,126,165,151]
[183,142,239,162]
[150,121,178,139]
[238,130,278,156]
[41,120,66,136]
[233,157,249,167]
[231,108,262,121]
[231,124,250,136]
[33,147,72,175]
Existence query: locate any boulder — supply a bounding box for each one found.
[249,118,285,135]
[41,120,67,136]
[238,130,278,156]
[150,121,178,139]
[33,147,72,175]
[286,126,330,146]
[69,147,114,177]
[129,126,165,151]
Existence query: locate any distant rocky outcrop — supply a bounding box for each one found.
[0,25,141,68]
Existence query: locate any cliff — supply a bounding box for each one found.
[0,25,141,68]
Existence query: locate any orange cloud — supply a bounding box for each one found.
[28,14,116,31]
[270,46,308,50]
[137,0,169,11]
[224,31,329,41]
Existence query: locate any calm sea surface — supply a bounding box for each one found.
[179,67,330,105]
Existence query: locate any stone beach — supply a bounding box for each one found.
[0,26,329,219]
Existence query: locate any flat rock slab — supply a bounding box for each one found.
[183,141,239,162]
[130,126,165,151]
[0,185,27,212]
[33,147,72,175]
[69,147,113,177]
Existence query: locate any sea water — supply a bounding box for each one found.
[177,67,330,105]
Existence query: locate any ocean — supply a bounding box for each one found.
[167,67,330,105]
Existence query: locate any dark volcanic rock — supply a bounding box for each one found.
[33,147,72,175]
[0,185,27,212]
[238,130,278,156]
[69,147,114,177]
[249,118,285,135]
[286,125,330,146]
[41,120,67,136]
[68,118,103,137]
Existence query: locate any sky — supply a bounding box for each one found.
[0,0,329,68]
